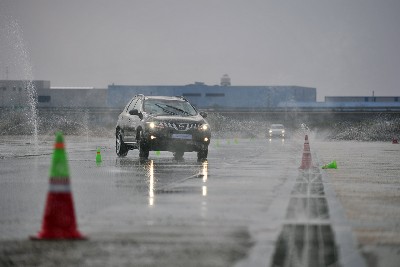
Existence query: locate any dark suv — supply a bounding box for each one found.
[115,95,211,160]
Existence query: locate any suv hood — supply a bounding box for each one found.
[147,114,206,124]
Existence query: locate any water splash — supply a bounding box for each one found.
[83,110,90,143]
[327,115,400,141]
[2,19,39,146]
[300,123,310,134]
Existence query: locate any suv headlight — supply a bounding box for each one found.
[146,122,164,130]
[199,124,209,131]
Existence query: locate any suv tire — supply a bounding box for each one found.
[116,130,128,157]
[173,151,184,160]
[197,149,208,161]
[138,131,149,159]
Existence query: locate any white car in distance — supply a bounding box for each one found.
[268,124,286,138]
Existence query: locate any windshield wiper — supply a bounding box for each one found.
[165,105,191,116]
[155,104,176,115]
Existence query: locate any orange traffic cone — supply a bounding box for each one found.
[299,135,312,170]
[31,132,85,240]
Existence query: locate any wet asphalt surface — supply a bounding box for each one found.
[0,135,398,266]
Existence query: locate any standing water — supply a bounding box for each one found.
[2,19,39,147]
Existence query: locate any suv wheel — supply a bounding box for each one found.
[173,151,184,160]
[197,149,208,161]
[116,130,128,157]
[138,131,149,159]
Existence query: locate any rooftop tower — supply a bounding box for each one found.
[220,74,231,86]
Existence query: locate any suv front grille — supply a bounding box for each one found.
[160,122,199,131]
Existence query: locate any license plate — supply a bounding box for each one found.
[171,134,192,140]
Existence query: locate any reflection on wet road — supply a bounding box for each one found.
[123,159,209,206]
[0,136,369,266]
[113,156,208,202]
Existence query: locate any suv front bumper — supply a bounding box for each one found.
[143,130,210,152]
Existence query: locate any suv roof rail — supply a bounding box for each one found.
[176,95,189,102]
[132,94,144,98]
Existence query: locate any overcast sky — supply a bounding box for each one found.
[1,0,399,100]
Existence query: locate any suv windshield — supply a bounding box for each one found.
[144,99,197,116]
[271,124,284,129]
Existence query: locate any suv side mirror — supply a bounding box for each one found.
[199,111,207,118]
[129,109,143,120]
[129,109,139,116]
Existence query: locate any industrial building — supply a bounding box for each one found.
[325,96,399,103]
[107,83,316,109]
[0,77,316,110]
[0,80,106,108]
[1,77,399,111]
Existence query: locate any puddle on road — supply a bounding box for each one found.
[111,157,209,206]
[271,224,339,267]
[0,227,253,267]
[155,186,202,195]
[292,182,325,196]
[286,197,329,220]
[296,171,322,183]
[270,167,340,267]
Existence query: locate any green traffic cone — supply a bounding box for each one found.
[322,160,337,169]
[50,132,70,178]
[96,147,102,165]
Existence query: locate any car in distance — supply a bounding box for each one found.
[268,124,286,138]
[115,95,211,160]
